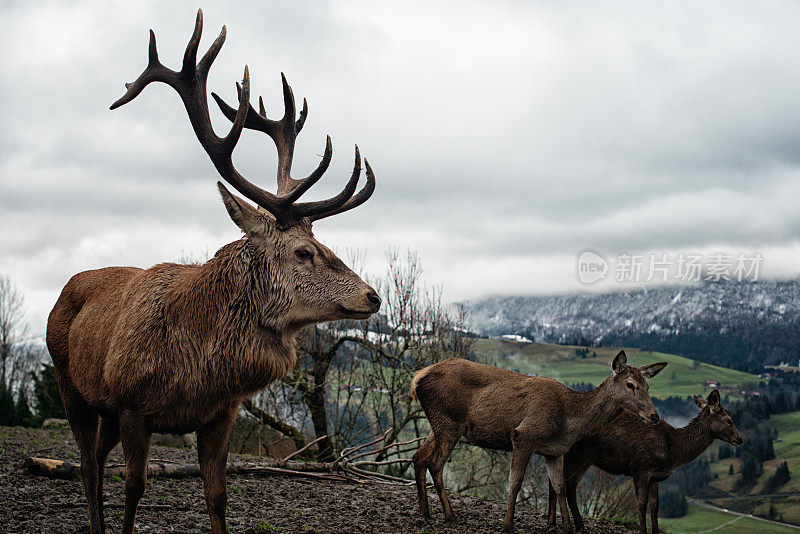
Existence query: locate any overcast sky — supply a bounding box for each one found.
[1,0,799,335]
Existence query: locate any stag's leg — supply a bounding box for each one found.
[502,436,534,533]
[412,433,436,519]
[95,415,120,534]
[119,411,152,534]
[632,474,649,534]
[648,482,660,534]
[197,404,238,534]
[62,388,103,534]
[544,455,573,534]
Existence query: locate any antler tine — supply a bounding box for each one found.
[110,9,298,224]
[213,73,330,197]
[113,10,376,228]
[214,77,374,221]
[293,146,362,219]
[309,159,376,222]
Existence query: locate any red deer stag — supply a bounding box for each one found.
[547,389,742,534]
[410,352,667,533]
[46,10,380,534]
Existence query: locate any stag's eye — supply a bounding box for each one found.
[295,248,314,261]
[627,382,636,392]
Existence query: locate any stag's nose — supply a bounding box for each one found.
[650,413,660,424]
[366,291,382,311]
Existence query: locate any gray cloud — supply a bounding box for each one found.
[2,0,800,334]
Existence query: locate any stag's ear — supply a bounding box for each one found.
[708,389,721,406]
[693,395,708,409]
[639,362,668,379]
[218,182,265,236]
[612,350,627,374]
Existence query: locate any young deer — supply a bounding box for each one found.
[547,389,742,534]
[47,11,380,534]
[410,352,667,533]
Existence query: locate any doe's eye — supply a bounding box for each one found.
[626,382,636,391]
[295,249,314,261]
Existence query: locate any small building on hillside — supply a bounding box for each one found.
[703,380,720,388]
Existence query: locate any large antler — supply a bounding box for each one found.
[110,9,375,228]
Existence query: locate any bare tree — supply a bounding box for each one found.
[0,274,28,387]
[248,249,476,463]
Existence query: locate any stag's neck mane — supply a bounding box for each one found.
[564,378,625,436]
[167,238,297,394]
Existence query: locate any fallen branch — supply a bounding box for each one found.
[25,429,423,486]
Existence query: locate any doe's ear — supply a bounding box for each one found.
[708,389,721,406]
[640,362,668,379]
[693,395,708,409]
[218,182,264,236]
[612,350,627,374]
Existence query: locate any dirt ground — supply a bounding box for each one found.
[0,426,633,533]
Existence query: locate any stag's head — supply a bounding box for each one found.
[605,351,667,425]
[693,390,743,446]
[110,10,381,329]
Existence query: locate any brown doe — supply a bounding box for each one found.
[46,10,380,534]
[547,389,742,534]
[410,352,667,533]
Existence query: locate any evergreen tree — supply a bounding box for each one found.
[766,461,791,492]
[728,464,735,476]
[32,364,65,421]
[13,389,35,427]
[659,485,688,518]
[0,380,14,425]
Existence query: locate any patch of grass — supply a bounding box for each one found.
[109,474,123,483]
[254,519,279,532]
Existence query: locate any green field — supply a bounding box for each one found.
[706,411,800,526]
[473,339,763,399]
[660,503,800,533]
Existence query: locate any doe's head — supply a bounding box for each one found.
[694,390,743,446]
[607,350,667,425]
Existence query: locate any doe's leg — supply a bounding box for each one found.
[502,433,534,533]
[544,454,573,534]
[632,474,650,534]
[427,420,464,523]
[412,433,435,519]
[547,481,558,527]
[566,468,589,533]
[648,481,660,534]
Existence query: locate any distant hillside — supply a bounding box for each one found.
[465,280,800,373]
[472,339,762,401]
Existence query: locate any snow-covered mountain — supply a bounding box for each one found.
[465,279,800,373]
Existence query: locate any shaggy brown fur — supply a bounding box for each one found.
[410,353,667,533]
[547,389,742,534]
